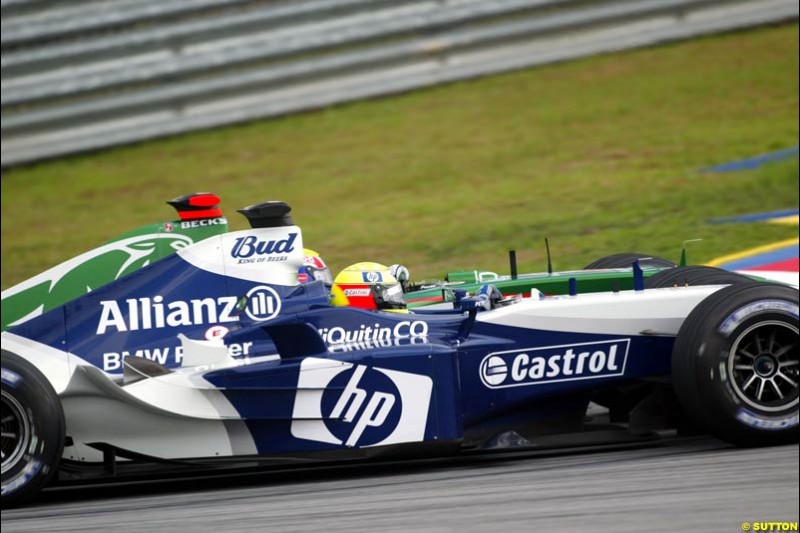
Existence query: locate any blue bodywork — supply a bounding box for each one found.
[8,246,675,457]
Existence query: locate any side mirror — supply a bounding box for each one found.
[389,264,411,292]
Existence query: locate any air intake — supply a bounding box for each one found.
[238,201,294,228]
[167,193,223,221]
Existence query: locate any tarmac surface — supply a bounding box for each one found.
[2,437,798,533]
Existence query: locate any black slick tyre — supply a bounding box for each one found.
[671,283,799,446]
[584,253,676,270]
[1,350,65,507]
[645,265,751,289]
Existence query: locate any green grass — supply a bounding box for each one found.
[2,24,798,289]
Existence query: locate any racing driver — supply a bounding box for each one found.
[330,262,409,313]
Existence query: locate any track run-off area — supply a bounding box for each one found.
[3,437,798,533]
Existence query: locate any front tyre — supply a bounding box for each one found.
[583,252,676,270]
[1,351,65,507]
[644,265,750,289]
[672,283,799,446]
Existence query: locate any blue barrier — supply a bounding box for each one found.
[700,146,799,173]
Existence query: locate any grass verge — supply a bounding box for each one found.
[2,23,798,288]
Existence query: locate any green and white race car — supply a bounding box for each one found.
[4,192,762,331]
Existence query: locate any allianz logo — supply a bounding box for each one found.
[479,339,630,389]
[230,233,298,259]
[96,286,281,334]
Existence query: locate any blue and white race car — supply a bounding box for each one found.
[2,201,798,507]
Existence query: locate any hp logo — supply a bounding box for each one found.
[291,357,433,449]
[244,285,282,321]
[322,365,400,447]
[362,271,382,283]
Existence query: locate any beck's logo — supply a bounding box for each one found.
[230,233,297,259]
[479,339,630,389]
[291,358,432,448]
[180,217,227,229]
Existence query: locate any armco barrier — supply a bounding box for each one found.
[1,0,797,166]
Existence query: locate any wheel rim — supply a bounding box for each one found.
[1,389,31,475]
[728,320,799,412]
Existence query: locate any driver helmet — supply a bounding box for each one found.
[331,262,408,313]
[301,248,333,284]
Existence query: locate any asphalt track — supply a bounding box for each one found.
[2,437,798,532]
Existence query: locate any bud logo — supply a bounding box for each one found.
[479,339,630,389]
[230,233,297,261]
[291,358,432,448]
[244,285,281,321]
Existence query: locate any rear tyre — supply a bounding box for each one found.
[583,253,676,270]
[1,351,65,508]
[672,283,799,446]
[645,265,751,289]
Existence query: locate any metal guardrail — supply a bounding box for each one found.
[1,0,405,75]
[1,0,254,45]
[1,0,797,166]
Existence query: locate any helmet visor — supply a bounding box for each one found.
[309,266,333,285]
[372,283,406,310]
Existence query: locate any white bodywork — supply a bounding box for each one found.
[737,270,799,288]
[476,285,724,335]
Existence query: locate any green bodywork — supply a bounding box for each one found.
[1,218,228,331]
[405,267,664,308]
[0,193,679,324]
